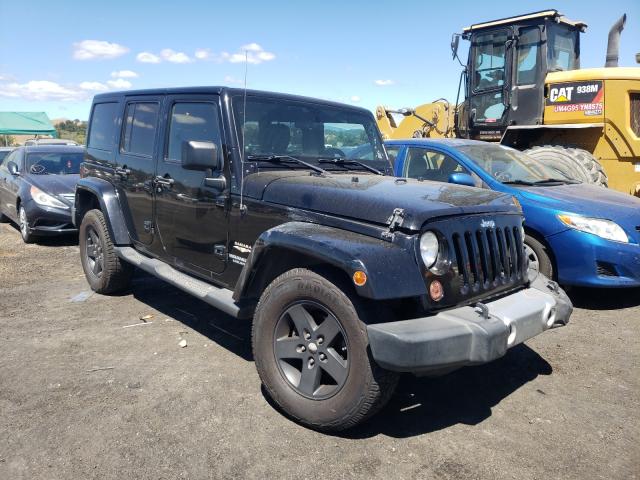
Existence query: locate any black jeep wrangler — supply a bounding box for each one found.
[74,87,571,431]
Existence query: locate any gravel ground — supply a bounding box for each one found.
[1,222,638,480]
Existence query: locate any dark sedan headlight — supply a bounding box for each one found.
[30,186,69,209]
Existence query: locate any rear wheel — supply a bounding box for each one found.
[79,209,133,294]
[18,206,36,243]
[524,145,608,187]
[252,268,398,431]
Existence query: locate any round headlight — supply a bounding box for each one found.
[420,231,439,268]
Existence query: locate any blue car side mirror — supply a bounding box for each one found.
[448,172,475,187]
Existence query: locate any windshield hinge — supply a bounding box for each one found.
[382,208,405,241]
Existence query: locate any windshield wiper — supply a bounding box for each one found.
[501,180,535,186]
[317,157,384,175]
[532,178,580,185]
[246,154,326,175]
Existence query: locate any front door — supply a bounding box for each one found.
[468,28,512,140]
[114,97,162,245]
[154,95,228,277]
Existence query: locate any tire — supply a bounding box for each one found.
[0,209,8,223]
[252,268,398,431]
[524,145,608,187]
[524,235,553,282]
[18,205,36,243]
[79,208,133,294]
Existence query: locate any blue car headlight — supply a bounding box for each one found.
[30,185,69,209]
[557,214,629,243]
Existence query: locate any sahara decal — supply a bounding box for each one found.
[232,242,252,254]
[546,81,604,116]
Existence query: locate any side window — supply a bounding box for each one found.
[121,102,160,157]
[88,102,118,151]
[403,147,468,182]
[166,102,221,164]
[516,27,541,86]
[385,146,400,167]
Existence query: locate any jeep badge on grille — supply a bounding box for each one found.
[480,219,496,229]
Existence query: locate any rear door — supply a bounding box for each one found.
[114,97,162,245]
[154,94,228,277]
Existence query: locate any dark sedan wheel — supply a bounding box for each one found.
[18,206,36,243]
[253,268,398,431]
[79,209,133,294]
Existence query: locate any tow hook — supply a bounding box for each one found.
[546,280,560,294]
[474,302,490,319]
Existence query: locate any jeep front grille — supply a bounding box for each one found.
[450,225,524,295]
[631,93,640,137]
[425,214,527,304]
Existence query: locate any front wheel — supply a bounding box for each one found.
[79,209,133,294]
[252,268,398,431]
[524,235,553,281]
[18,206,36,243]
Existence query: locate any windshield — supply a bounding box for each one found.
[232,96,388,169]
[547,24,579,72]
[26,152,83,175]
[0,150,11,163]
[457,144,568,183]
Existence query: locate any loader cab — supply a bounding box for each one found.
[455,9,584,140]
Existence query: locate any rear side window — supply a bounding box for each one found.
[88,102,118,151]
[166,102,221,163]
[121,102,160,157]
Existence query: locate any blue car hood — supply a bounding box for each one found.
[519,183,640,225]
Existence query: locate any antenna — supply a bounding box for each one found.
[238,50,248,215]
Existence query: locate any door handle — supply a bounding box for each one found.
[115,167,131,177]
[154,175,175,187]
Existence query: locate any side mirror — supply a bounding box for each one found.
[7,161,19,175]
[182,141,221,171]
[451,34,460,60]
[448,172,476,187]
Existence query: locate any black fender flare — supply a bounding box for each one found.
[233,222,427,302]
[73,177,131,245]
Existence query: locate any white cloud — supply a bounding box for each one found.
[194,48,210,60]
[106,78,132,89]
[223,75,244,85]
[73,40,129,60]
[350,96,361,103]
[0,80,87,101]
[79,81,109,91]
[111,70,138,78]
[224,43,276,64]
[137,52,161,63]
[374,79,394,86]
[161,49,192,63]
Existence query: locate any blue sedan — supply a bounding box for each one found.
[385,139,640,288]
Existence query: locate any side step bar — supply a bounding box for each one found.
[115,247,245,318]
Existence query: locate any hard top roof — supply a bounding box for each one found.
[462,9,587,33]
[93,87,372,115]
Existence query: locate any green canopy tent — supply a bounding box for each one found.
[0,112,57,145]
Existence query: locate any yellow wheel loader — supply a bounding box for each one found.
[376,10,640,197]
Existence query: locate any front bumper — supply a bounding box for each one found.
[547,228,640,288]
[24,200,76,236]
[367,276,572,374]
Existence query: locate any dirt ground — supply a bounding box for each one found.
[0,222,638,480]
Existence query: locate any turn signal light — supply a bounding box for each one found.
[353,270,367,286]
[429,280,444,301]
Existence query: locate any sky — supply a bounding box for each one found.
[0,0,638,121]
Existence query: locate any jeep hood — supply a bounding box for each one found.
[244,172,518,230]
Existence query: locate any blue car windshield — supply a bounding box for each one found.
[457,144,568,183]
[26,152,82,175]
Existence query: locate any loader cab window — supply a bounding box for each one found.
[516,27,541,85]
[470,29,508,124]
[547,24,579,72]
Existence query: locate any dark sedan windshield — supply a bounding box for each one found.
[26,152,83,175]
[232,96,388,168]
[457,144,567,183]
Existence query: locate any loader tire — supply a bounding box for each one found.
[524,145,608,187]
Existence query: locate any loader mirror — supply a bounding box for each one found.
[451,34,460,60]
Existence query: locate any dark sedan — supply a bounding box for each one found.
[0,145,82,243]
